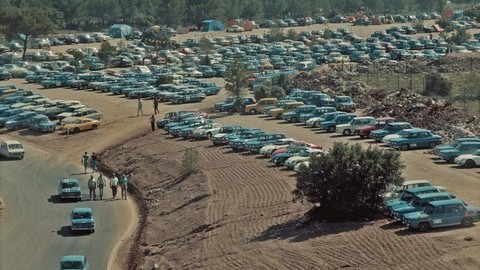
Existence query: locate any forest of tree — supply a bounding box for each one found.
[0,0,478,31]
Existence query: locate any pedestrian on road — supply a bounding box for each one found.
[97,172,106,200]
[153,97,159,114]
[137,97,144,116]
[110,173,119,199]
[91,152,98,173]
[87,175,97,200]
[81,152,89,174]
[149,115,155,131]
[120,174,128,200]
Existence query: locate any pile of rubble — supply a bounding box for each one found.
[293,67,480,142]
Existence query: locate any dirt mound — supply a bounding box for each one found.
[293,67,480,142]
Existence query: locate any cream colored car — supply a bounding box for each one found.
[63,117,100,133]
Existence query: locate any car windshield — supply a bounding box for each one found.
[220,127,232,133]
[411,197,423,207]
[73,212,92,219]
[400,191,414,201]
[423,205,435,215]
[62,182,78,189]
[401,132,413,138]
[61,261,85,269]
[8,143,23,150]
[384,125,394,130]
[240,134,254,139]
[337,97,350,102]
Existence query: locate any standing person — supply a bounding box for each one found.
[137,97,144,116]
[87,175,97,200]
[81,152,89,174]
[153,97,159,114]
[110,173,119,199]
[97,172,106,200]
[120,174,128,200]
[149,115,155,131]
[91,152,98,173]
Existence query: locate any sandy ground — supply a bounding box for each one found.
[2,21,480,269]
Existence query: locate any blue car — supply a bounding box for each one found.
[391,192,456,220]
[60,255,89,270]
[58,178,82,201]
[388,129,442,151]
[282,105,317,123]
[211,127,259,146]
[403,200,480,232]
[320,113,357,132]
[27,115,57,133]
[4,111,37,130]
[384,186,444,214]
[438,141,480,163]
[71,208,95,233]
[229,130,265,151]
[0,108,25,127]
[434,137,480,156]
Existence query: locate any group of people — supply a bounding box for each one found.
[87,172,129,200]
[82,151,128,200]
[137,97,159,132]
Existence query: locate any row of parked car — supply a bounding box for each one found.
[0,85,102,134]
[154,109,480,232]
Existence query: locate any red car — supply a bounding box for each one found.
[354,117,396,138]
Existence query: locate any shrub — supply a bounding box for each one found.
[447,28,472,45]
[424,73,452,97]
[293,142,404,221]
[182,147,200,175]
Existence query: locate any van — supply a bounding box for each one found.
[0,140,25,159]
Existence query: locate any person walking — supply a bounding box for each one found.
[91,152,98,173]
[97,172,106,200]
[137,97,144,116]
[87,175,97,200]
[81,152,89,174]
[120,174,128,200]
[149,115,155,131]
[110,173,119,199]
[153,97,159,114]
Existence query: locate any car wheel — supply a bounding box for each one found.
[465,159,476,168]
[328,126,335,133]
[400,144,409,151]
[92,124,98,130]
[312,122,316,128]
[178,99,184,104]
[418,222,430,232]
[447,157,455,163]
[359,135,366,138]
[343,129,351,136]
[250,109,257,114]
[207,133,212,139]
[291,117,297,123]
[73,127,80,133]
[276,113,282,119]
[91,229,95,233]
[461,217,473,227]
[428,142,437,148]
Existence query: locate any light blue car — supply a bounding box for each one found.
[71,208,95,233]
[403,200,480,232]
[60,255,89,270]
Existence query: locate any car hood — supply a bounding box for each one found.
[456,154,477,159]
[394,205,416,213]
[435,145,454,151]
[403,211,429,220]
[440,149,459,154]
[283,112,296,116]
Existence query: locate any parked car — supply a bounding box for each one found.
[229,130,265,151]
[355,117,396,138]
[438,142,480,163]
[211,127,257,146]
[268,101,304,119]
[4,111,38,130]
[454,149,480,168]
[62,117,100,133]
[244,98,279,115]
[71,207,95,233]
[383,179,433,200]
[67,108,102,120]
[388,129,442,151]
[58,178,82,201]
[335,116,376,136]
[332,95,356,112]
[370,122,414,142]
[60,255,89,270]
[226,25,244,32]
[403,200,480,232]
[282,105,317,123]
[320,113,357,133]
[391,192,457,221]
[434,137,480,156]
[27,115,56,133]
[244,132,287,153]
[384,186,446,210]
[191,123,224,140]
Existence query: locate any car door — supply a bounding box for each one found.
[430,206,448,228]
[443,204,465,226]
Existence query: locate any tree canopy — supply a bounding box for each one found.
[224,57,251,111]
[293,142,404,221]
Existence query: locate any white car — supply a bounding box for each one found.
[454,149,480,168]
[306,117,322,127]
[294,161,310,173]
[285,149,323,169]
[226,25,244,32]
[335,116,376,136]
[0,140,24,159]
[259,138,297,157]
[192,123,223,140]
[382,129,414,144]
[184,67,202,78]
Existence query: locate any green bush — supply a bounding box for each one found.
[293,142,404,221]
[182,147,200,175]
[424,73,452,97]
[447,28,472,45]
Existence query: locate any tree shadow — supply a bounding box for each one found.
[252,219,366,243]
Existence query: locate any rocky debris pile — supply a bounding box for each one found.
[354,53,480,74]
[293,67,480,142]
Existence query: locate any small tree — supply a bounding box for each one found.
[424,72,452,97]
[141,27,171,50]
[267,25,285,42]
[97,41,116,67]
[286,29,298,41]
[447,28,471,45]
[293,142,404,221]
[270,85,286,100]
[154,75,174,86]
[71,50,85,73]
[182,147,200,176]
[254,81,273,101]
[224,57,251,111]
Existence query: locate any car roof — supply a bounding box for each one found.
[3,140,21,144]
[61,255,86,261]
[406,186,439,193]
[72,207,92,213]
[455,137,480,142]
[262,132,283,136]
[403,179,430,185]
[416,192,452,199]
[388,122,411,126]
[428,199,464,207]
[457,141,480,145]
[61,178,78,183]
[353,116,374,120]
